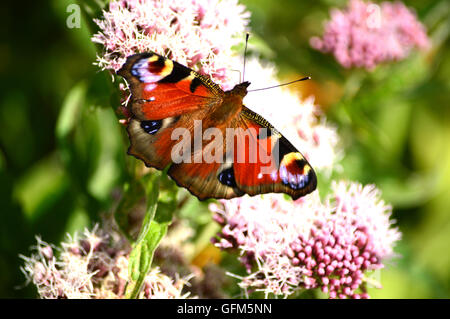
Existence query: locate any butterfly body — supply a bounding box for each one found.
[209,82,249,126]
[118,52,317,200]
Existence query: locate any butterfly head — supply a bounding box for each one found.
[232,81,251,97]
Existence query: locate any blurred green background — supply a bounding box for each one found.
[0,0,449,298]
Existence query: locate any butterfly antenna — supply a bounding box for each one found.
[248,76,311,92]
[242,32,250,82]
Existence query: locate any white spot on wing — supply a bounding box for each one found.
[144,84,157,91]
[270,170,278,181]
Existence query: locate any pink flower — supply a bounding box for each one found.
[310,0,429,70]
[211,181,401,298]
[20,226,194,299]
[92,0,250,89]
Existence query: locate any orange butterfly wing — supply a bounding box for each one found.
[118,52,317,200]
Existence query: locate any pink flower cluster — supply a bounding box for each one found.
[20,227,193,299]
[211,181,401,298]
[92,0,249,89]
[310,0,429,69]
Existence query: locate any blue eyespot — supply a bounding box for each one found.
[141,120,162,135]
[218,167,237,187]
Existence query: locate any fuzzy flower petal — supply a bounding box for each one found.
[20,226,193,299]
[92,0,250,89]
[211,181,401,298]
[310,0,429,69]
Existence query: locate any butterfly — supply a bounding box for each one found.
[117,52,317,201]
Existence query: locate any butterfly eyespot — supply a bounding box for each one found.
[218,167,237,187]
[279,165,312,191]
[130,56,173,83]
[140,120,162,135]
[131,59,148,77]
[149,55,165,70]
[278,152,312,191]
[131,69,139,77]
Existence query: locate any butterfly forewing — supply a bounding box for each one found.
[118,52,223,170]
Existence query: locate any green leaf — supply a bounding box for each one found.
[125,172,176,299]
[55,82,87,142]
[114,181,145,242]
[85,107,125,201]
[77,0,109,16]
[13,154,69,221]
[134,174,161,243]
[56,79,125,207]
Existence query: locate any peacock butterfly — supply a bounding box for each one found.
[117,52,317,200]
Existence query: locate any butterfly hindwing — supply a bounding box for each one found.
[126,112,206,170]
[166,116,244,200]
[168,161,244,200]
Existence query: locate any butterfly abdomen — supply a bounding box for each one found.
[207,95,243,126]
